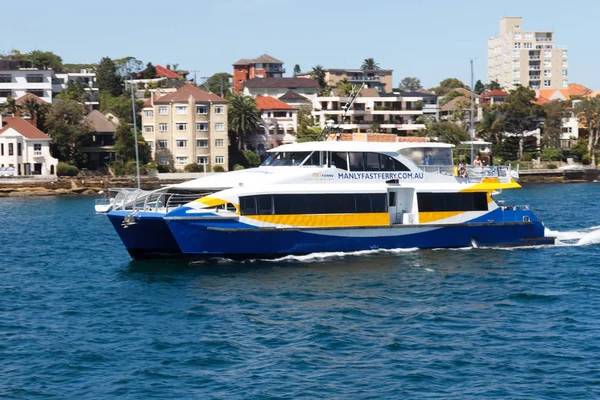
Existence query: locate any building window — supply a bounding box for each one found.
[544,80,552,87]
[176,139,187,148]
[562,70,568,77]
[524,32,532,40]
[512,60,520,68]
[544,60,551,67]
[143,125,154,133]
[147,141,154,149]
[33,143,42,156]
[17,143,22,156]
[524,42,532,49]
[514,25,520,29]
[197,156,208,164]
[176,156,188,165]
[215,156,224,164]
[0,90,11,98]
[512,50,519,57]
[544,70,552,77]
[197,139,208,148]
[159,123,168,131]
[514,33,521,40]
[513,42,521,49]
[175,105,187,114]
[196,105,207,114]
[513,70,520,77]
[8,143,13,156]
[0,74,11,83]
[143,110,154,118]
[563,60,568,67]
[214,106,224,114]
[175,123,187,131]
[158,140,168,148]
[158,106,168,115]
[562,80,568,88]
[196,122,208,131]
[513,80,520,86]
[544,50,551,58]
[563,50,568,57]
[215,123,224,131]
[215,139,224,147]
[255,63,263,69]
[26,74,44,83]
[158,157,169,165]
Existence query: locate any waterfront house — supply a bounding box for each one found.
[244,96,297,155]
[0,116,58,176]
[81,110,118,170]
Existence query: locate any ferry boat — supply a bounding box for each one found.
[107,140,554,260]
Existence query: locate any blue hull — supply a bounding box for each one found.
[107,211,181,259]
[165,211,553,260]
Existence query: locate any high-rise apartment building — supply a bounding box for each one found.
[488,17,568,90]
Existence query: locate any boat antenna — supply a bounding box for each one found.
[317,83,363,141]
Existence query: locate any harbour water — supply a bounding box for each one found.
[1,183,600,398]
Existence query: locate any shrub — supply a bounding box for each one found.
[57,162,79,176]
[582,154,592,165]
[540,148,563,162]
[522,152,534,162]
[213,165,225,172]
[184,163,204,172]
[157,165,171,173]
[547,163,558,169]
[241,150,261,168]
[233,164,245,170]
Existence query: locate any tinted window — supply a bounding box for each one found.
[240,193,387,215]
[417,193,488,212]
[381,154,410,171]
[348,152,365,171]
[257,195,273,214]
[240,196,256,215]
[331,152,348,170]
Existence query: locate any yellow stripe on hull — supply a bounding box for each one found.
[245,213,390,227]
[460,178,520,192]
[418,211,464,223]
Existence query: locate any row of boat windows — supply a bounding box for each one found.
[239,192,488,216]
[262,151,410,172]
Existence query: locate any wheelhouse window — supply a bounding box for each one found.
[261,151,311,166]
[240,193,387,216]
[348,152,409,171]
[398,147,452,166]
[417,193,488,212]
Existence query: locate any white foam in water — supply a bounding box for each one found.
[545,225,600,247]
[266,247,420,263]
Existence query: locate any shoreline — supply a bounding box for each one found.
[0,168,597,197]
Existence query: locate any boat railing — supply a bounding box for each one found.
[421,165,517,182]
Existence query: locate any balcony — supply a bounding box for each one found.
[348,76,381,82]
[265,65,284,73]
[529,76,541,80]
[529,55,540,60]
[529,65,540,70]
[536,37,553,42]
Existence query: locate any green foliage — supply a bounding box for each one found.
[157,164,172,173]
[522,152,534,162]
[311,65,327,94]
[228,94,261,150]
[569,143,588,161]
[547,163,558,169]
[112,121,151,166]
[233,164,245,170]
[63,63,97,73]
[296,106,321,142]
[439,90,463,106]
[113,57,144,78]
[293,64,301,78]
[474,80,485,95]
[0,97,20,115]
[57,80,87,103]
[361,58,380,70]
[140,62,157,79]
[96,57,123,97]
[419,120,469,146]
[56,162,79,176]
[99,93,142,124]
[541,100,566,149]
[29,50,63,71]
[213,165,225,172]
[241,149,261,167]
[540,147,563,161]
[46,99,88,164]
[487,80,502,91]
[430,78,467,96]
[397,77,422,92]
[202,72,232,97]
[184,163,204,172]
[575,96,600,165]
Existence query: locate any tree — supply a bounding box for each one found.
[293,64,301,77]
[487,80,502,91]
[114,57,144,78]
[311,65,327,95]
[575,96,600,166]
[46,100,89,165]
[96,57,123,97]
[296,106,321,142]
[228,94,261,150]
[29,50,63,71]
[203,72,232,97]
[140,62,157,79]
[474,80,485,95]
[541,100,566,149]
[430,78,468,96]
[397,77,422,92]
[99,93,143,125]
[419,120,469,146]
[57,80,87,103]
[336,78,353,96]
[0,97,20,115]
[361,58,380,70]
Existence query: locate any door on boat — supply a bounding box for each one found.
[388,187,416,224]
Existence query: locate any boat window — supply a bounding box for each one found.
[399,147,453,166]
[365,152,380,171]
[348,152,365,171]
[331,152,348,170]
[261,152,311,166]
[417,192,488,212]
[388,192,396,207]
[240,193,388,215]
[348,152,410,172]
[301,151,321,167]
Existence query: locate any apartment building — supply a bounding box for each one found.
[297,69,393,92]
[244,96,297,155]
[488,16,568,90]
[313,89,438,136]
[232,54,284,93]
[141,84,229,171]
[0,58,99,107]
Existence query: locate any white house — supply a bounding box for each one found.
[244,96,298,155]
[0,117,58,176]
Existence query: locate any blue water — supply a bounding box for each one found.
[1,184,600,399]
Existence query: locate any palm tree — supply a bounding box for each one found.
[35,103,51,131]
[228,94,261,150]
[361,58,380,70]
[293,64,301,78]
[1,97,20,116]
[311,65,327,95]
[23,98,39,122]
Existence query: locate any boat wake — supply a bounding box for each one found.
[546,225,600,246]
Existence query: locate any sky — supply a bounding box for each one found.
[2,0,599,90]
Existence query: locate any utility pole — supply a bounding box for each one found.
[470,59,475,164]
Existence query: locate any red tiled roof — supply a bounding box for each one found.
[535,95,552,105]
[255,96,295,110]
[481,89,508,98]
[15,92,48,105]
[0,117,51,139]
[155,65,180,79]
[568,83,592,97]
[154,83,227,104]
